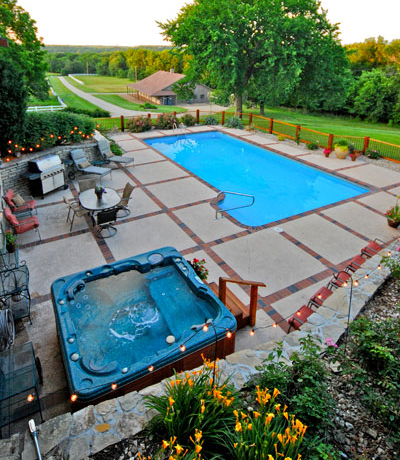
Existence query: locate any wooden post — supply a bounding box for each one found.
[363,136,370,154]
[147,113,151,119]
[328,134,334,151]
[296,125,301,143]
[221,111,225,125]
[196,109,200,124]
[120,115,124,132]
[173,111,176,117]
[269,118,274,134]
[218,277,227,307]
[249,113,253,125]
[249,286,258,327]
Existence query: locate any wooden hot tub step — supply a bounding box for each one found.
[208,282,249,329]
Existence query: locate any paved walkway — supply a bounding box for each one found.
[59,77,151,117]
[11,127,400,430]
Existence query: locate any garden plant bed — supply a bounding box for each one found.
[90,277,400,460]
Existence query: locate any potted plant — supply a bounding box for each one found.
[5,231,17,253]
[323,148,331,158]
[187,258,208,281]
[94,186,107,201]
[385,196,400,228]
[334,139,349,159]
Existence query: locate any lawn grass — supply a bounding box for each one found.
[228,106,400,145]
[94,94,187,113]
[65,75,135,93]
[28,94,60,107]
[48,76,106,112]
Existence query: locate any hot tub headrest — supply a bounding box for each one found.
[66,280,86,300]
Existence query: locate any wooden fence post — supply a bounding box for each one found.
[363,136,370,154]
[296,125,301,143]
[249,113,253,125]
[328,134,334,151]
[196,109,200,124]
[147,113,151,119]
[173,111,176,118]
[269,118,274,134]
[120,115,124,132]
[221,111,225,125]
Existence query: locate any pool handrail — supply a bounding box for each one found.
[215,190,255,219]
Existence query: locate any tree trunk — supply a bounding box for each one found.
[235,95,243,118]
[260,103,265,116]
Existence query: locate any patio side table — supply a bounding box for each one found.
[0,342,43,437]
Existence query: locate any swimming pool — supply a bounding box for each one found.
[145,131,369,226]
[51,247,236,402]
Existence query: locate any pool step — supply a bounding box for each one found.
[208,282,249,329]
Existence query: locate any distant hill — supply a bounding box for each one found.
[44,45,172,54]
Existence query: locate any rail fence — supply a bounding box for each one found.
[94,110,400,162]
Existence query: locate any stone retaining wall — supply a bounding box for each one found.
[0,245,394,459]
[0,142,99,197]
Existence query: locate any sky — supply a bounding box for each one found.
[17,0,400,47]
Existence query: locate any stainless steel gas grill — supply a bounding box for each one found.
[22,154,66,198]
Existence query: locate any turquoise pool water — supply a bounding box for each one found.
[145,131,368,226]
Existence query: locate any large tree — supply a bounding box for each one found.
[158,0,345,113]
[0,0,47,97]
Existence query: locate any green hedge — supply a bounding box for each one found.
[6,112,96,156]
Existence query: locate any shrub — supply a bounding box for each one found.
[140,102,157,110]
[180,114,196,127]
[224,116,243,129]
[154,113,179,130]
[145,358,240,458]
[277,135,286,141]
[308,141,320,150]
[63,107,110,118]
[334,139,349,147]
[187,258,208,280]
[203,116,218,125]
[365,148,381,159]
[15,112,95,154]
[126,115,152,133]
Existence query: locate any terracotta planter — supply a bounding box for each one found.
[387,219,400,228]
[334,147,349,159]
[324,153,330,158]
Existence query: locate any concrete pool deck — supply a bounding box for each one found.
[10,125,400,431]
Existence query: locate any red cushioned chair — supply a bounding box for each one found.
[327,271,351,289]
[345,254,366,273]
[361,239,384,258]
[3,189,37,216]
[288,305,314,332]
[308,286,333,308]
[4,207,41,241]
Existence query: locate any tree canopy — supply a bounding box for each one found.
[158,0,347,113]
[0,0,47,97]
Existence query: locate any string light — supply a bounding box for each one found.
[273,323,277,328]
[377,265,381,270]
[202,324,209,332]
[78,131,82,134]
[343,281,348,287]
[180,344,186,352]
[70,131,74,134]
[50,134,54,138]
[148,365,154,372]
[353,280,359,287]
[70,394,78,402]
[57,136,61,140]
[8,140,12,144]
[21,147,25,151]
[14,144,18,148]
[111,383,117,390]
[29,148,33,152]
[27,394,34,402]
[36,144,40,148]
[7,150,11,154]
[387,251,392,257]
[250,329,255,336]
[74,126,78,130]
[364,274,369,279]
[226,330,232,338]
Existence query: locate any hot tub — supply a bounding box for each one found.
[51,247,237,403]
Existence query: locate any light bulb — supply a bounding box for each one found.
[180,344,186,352]
[148,365,154,372]
[226,331,232,338]
[250,329,255,336]
[27,394,34,402]
[111,383,117,390]
[71,394,78,402]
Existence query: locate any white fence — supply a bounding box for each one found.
[27,105,65,112]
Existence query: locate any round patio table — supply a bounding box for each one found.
[79,188,121,212]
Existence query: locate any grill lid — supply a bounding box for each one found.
[29,154,61,172]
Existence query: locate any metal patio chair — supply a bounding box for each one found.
[94,207,118,238]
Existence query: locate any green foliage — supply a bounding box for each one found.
[381,252,400,278]
[0,0,47,98]
[154,113,179,130]
[224,117,243,129]
[126,115,153,133]
[145,360,239,458]
[252,336,336,440]
[15,112,95,154]
[335,139,349,147]
[141,102,157,109]
[277,135,286,141]
[203,116,218,125]
[172,79,195,101]
[0,51,28,156]
[365,148,381,159]
[63,107,110,118]
[159,0,344,113]
[109,141,123,156]
[180,114,196,127]
[308,141,320,150]
[5,231,17,245]
[337,313,400,444]
[349,68,400,123]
